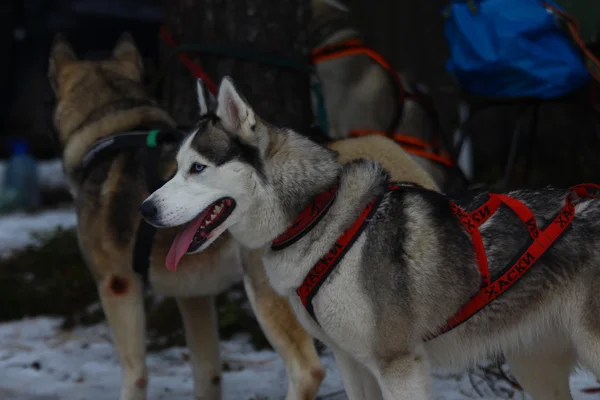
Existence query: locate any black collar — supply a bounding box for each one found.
[79,128,185,184]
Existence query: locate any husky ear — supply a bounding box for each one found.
[48,33,78,93]
[113,32,143,77]
[216,76,261,147]
[196,79,217,116]
[316,0,349,12]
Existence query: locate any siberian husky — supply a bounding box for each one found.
[49,34,325,400]
[142,76,600,400]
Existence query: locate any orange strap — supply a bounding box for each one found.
[313,40,396,73]
[314,40,453,167]
[313,39,407,119]
[350,129,454,167]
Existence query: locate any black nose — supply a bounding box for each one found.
[139,201,157,219]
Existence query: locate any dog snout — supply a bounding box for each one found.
[139,200,158,221]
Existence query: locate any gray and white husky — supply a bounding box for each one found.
[141,76,600,400]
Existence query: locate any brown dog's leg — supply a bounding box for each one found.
[243,248,326,400]
[176,295,222,400]
[98,271,147,400]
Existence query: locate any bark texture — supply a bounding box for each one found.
[161,0,312,132]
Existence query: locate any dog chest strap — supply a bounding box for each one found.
[287,181,422,324]
[297,194,384,322]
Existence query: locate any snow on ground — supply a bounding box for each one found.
[1,208,599,399]
[0,207,76,258]
[0,317,599,400]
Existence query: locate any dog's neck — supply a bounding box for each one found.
[228,130,341,249]
[59,104,175,190]
[261,158,389,297]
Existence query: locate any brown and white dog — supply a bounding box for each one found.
[48,33,326,400]
[49,30,439,400]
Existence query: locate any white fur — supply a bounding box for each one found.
[196,79,210,116]
[144,77,599,400]
[145,135,256,253]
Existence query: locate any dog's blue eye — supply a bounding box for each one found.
[189,162,205,174]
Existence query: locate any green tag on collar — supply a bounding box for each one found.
[146,129,160,148]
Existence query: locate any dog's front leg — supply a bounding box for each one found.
[98,272,147,400]
[243,248,326,400]
[331,347,383,400]
[373,346,431,400]
[176,295,222,400]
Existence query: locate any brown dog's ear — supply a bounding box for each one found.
[48,33,78,93]
[113,32,143,77]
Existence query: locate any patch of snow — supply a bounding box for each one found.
[0,207,76,258]
[0,317,598,400]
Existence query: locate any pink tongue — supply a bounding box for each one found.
[166,208,211,272]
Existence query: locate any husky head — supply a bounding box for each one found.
[141,77,340,271]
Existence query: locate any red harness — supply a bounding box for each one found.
[271,182,600,338]
[312,39,453,168]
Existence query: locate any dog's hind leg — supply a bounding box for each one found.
[243,249,325,400]
[571,283,600,385]
[372,347,431,400]
[98,272,147,400]
[176,295,222,400]
[505,347,575,400]
[331,347,382,400]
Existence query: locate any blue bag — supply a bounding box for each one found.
[443,0,591,99]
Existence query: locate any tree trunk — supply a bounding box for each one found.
[160,0,312,133]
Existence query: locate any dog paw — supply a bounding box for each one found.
[287,366,327,400]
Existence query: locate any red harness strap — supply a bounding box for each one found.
[159,26,218,95]
[425,183,600,340]
[273,181,600,333]
[272,182,421,322]
[312,39,451,167]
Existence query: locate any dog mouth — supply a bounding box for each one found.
[166,197,236,272]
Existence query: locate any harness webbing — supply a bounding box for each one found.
[312,39,453,168]
[424,189,585,340]
[80,129,185,282]
[350,129,454,167]
[312,39,404,137]
[273,180,600,337]
[159,27,459,173]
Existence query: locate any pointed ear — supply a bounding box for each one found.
[48,33,78,93]
[196,79,217,116]
[216,76,259,144]
[113,32,143,77]
[321,0,349,12]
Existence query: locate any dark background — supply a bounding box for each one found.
[1,0,599,190]
[0,0,162,159]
